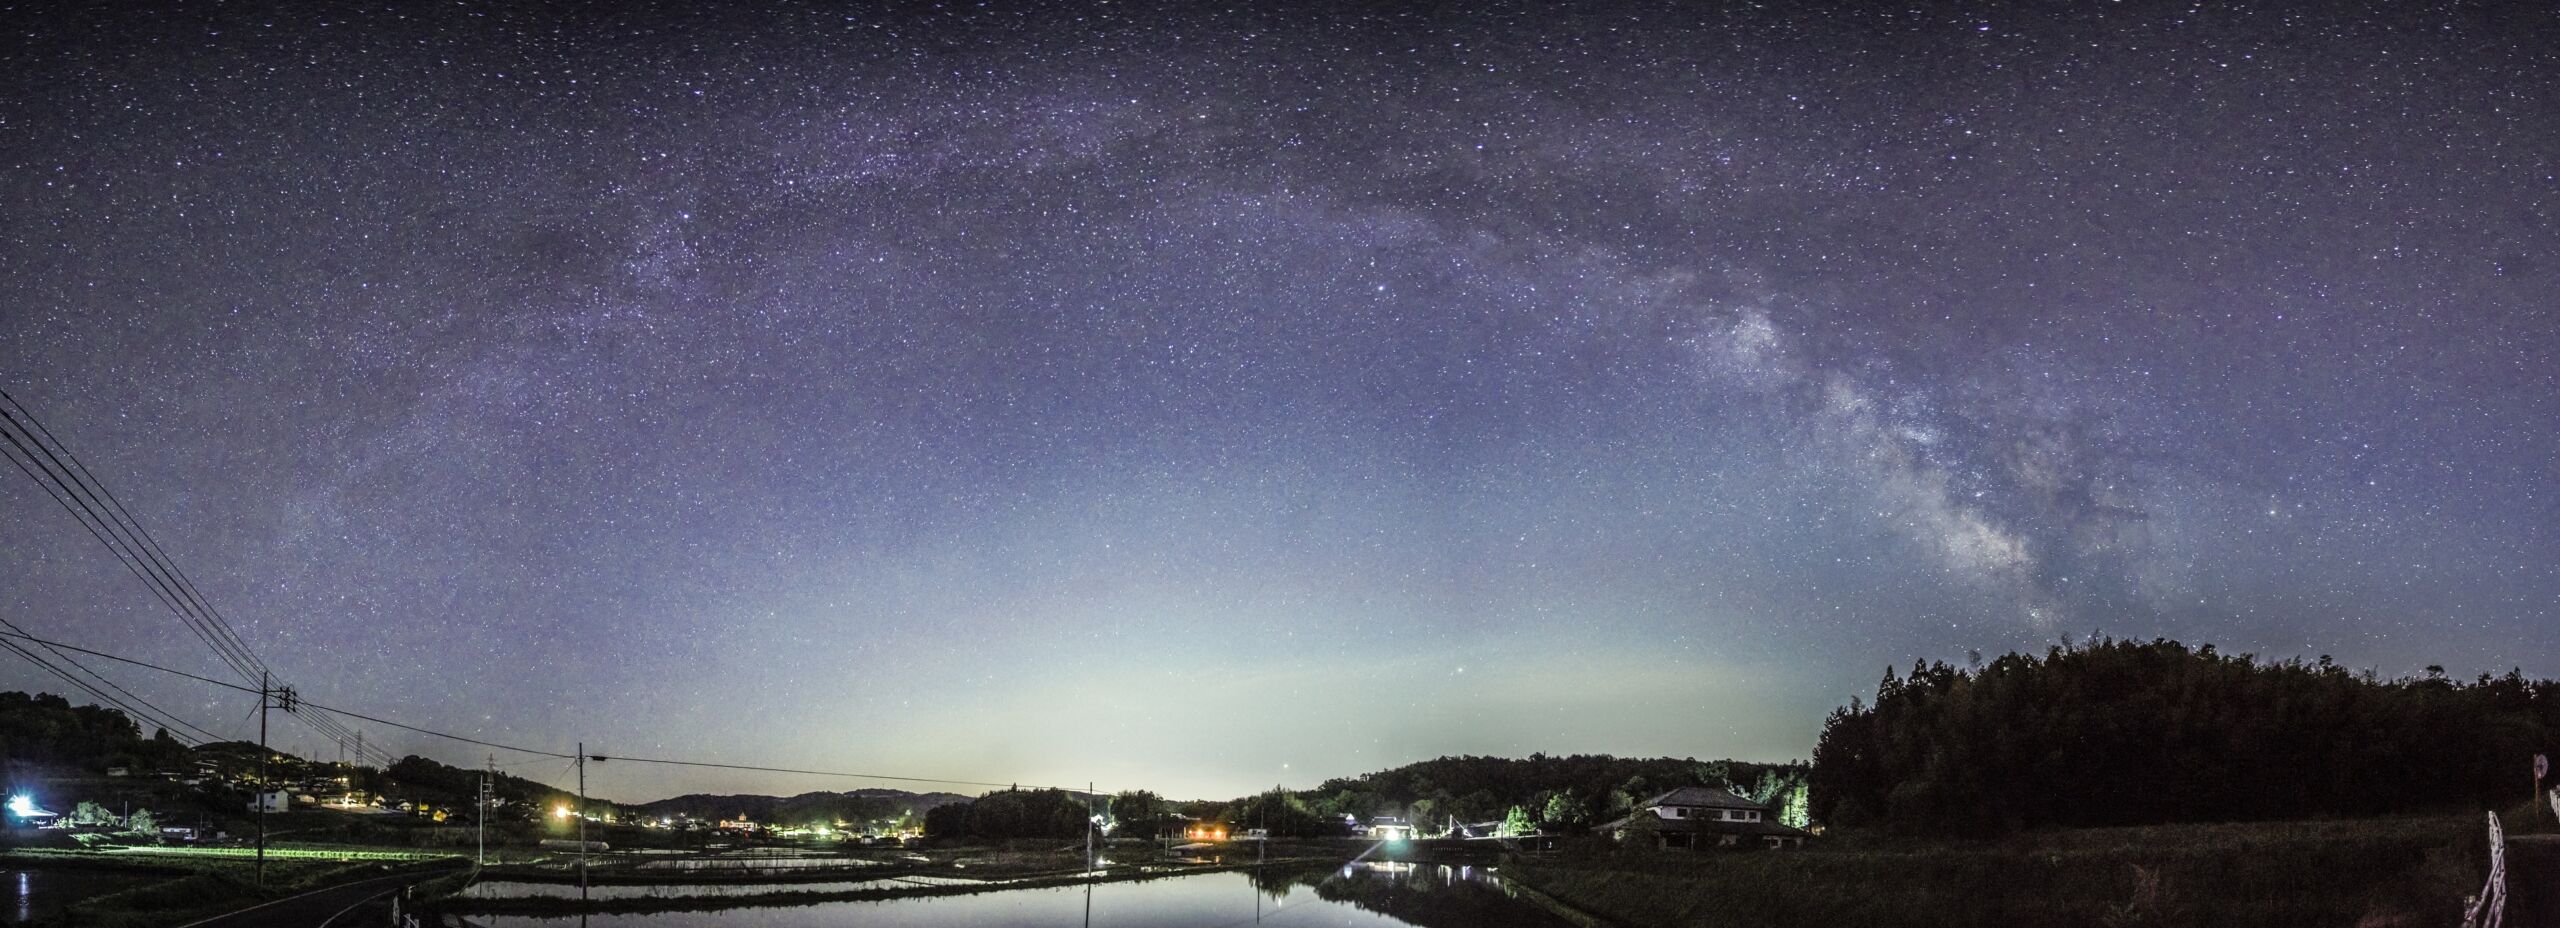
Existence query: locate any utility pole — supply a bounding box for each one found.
[478,754,492,866]
[256,671,267,886]
[1085,782,1096,872]
[577,742,588,902]
[253,673,295,886]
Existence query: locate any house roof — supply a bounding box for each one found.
[1637,786,1763,811]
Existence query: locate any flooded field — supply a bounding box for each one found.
[463,861,1576,927]
[5,869,156,924]
[463,874,981,901]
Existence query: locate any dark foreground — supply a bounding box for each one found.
[180,861,467,928]
[1507,814,2512,928]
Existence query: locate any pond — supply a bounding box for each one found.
[5,868,157,924]
[463,861,1576,927]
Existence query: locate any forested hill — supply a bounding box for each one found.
[381,754,587,813]
[631,789,971,826]
[1811,637,2560,835]
[0,690,189,773]
[1304,753,1810,827]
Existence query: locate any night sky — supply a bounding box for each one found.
[3,2,2555,803]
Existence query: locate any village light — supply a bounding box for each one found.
[5,795,32,818]
[554,805,571,820]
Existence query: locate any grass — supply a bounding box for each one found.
[1504,814,2494,928]
[0,846,465,927]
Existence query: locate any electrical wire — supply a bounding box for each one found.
[0,628,1102,795]
[0,416,264,684]
[0,615,220,743]
[1,390,274,679]
[0,636,202,746]
[586,754,1061,792]
[2,391,389,764]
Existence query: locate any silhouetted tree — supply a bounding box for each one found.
[1811,638,2560,835]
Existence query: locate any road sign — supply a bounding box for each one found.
[2538,754,2549,780]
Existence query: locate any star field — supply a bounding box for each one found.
[2,2,2555,801]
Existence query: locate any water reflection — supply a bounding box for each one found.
[467,861,1573,928]
[5,869,154,924]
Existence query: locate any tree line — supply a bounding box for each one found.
[1300,753,1808,832]
[920,754,1813,841]
[0,690,189,776]
[922,787,1100,840]
[1811,637,2560,835]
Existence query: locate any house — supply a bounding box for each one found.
[1365,816,1413,840]
[4,796,59,827]
[1599,786,1807,850]
[247,789,290,813]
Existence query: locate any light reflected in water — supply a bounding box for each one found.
[467,862,1574,927]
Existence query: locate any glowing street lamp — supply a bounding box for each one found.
[5,795,34,818]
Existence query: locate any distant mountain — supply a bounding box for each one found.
[630,789,972,826]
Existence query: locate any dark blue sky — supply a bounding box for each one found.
[2,2,2554,801]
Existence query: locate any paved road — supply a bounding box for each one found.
[178,861,468,928]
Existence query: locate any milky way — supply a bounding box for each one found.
[2,3,2554,801]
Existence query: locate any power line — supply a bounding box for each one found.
[0,635,205,746]
[2,391,396,768]
[583,754,1064,792]
[0,616,220,744]
[1,389,274,679]
[0,628,1098,795]
[0,627,573,760]
[291,709,395,767]
[0,416,263,683]
[0,392,272,683]
[301,702,572,761]
[0,629,246,693]
[0,624,383,765]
